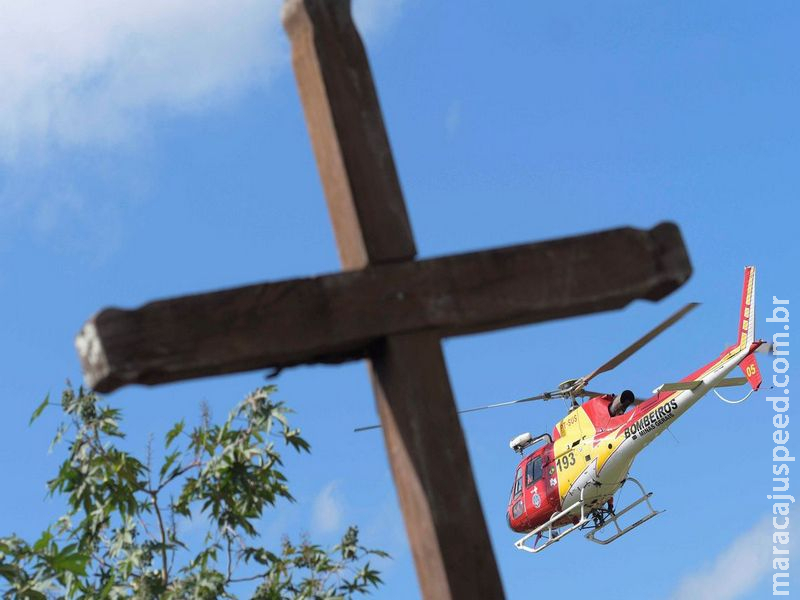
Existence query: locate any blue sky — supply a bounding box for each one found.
[0,1,797,598]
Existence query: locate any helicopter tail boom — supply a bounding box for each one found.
[593,267,765,480]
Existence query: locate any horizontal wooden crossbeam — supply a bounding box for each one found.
[76,222,690,392]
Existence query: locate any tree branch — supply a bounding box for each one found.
[149,491,169,587]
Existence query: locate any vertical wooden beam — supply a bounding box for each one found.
[282,0,415,269]
[370,331,505,599]
[283,1,505,598]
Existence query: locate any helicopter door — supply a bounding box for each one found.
[541,445,560,510]
[524,452,556,519]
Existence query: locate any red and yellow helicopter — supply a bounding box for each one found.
[358,267,769,553]
[460,265,768,553]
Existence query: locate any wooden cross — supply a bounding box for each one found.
[75,1,693,597]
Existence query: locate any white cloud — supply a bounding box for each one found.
[668,515,788,600]
[0,0,407,163]
[0,1,288,161]
[312,481,344,534]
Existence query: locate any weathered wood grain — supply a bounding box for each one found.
[76,222,690,393]
[369,331,504,599]
[283,0,415,269]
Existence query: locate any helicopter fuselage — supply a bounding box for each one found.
[507,267,763,534]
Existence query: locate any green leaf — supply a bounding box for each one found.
[32,529,53,553]
[48,422,67,454]
[0,563,20,582]
[50,546,89,576]
[165,419,185,447]
[29,394,50,425]
[159,450,181,481]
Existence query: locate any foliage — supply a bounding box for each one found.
[0,385,387,599]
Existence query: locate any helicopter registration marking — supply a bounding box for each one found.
[556,451,576,472]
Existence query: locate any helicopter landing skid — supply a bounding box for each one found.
[514,477,662,554]
[584,477,663,545]
[514,487,590,554]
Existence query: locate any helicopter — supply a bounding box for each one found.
[356,266,769,553]
[462,265,768,553]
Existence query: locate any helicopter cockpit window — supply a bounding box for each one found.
[525,456,543,487]
[512,467,523,499]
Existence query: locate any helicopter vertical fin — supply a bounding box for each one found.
[739,354,762,390]
[736,266,756,352]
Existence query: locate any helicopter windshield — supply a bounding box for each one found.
[510,467,523,502]
[525,456,543,486]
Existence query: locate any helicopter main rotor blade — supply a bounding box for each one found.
[581,302,699,386]
[356,304,697,433]
[353,423,382,433]
[354,392,555,432]
[456,392,553,415]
